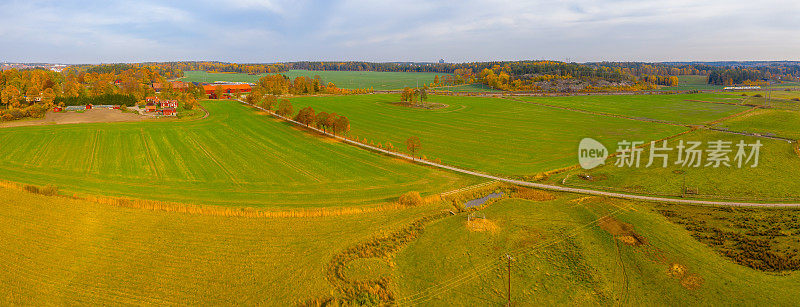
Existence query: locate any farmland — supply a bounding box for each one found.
[5,183,799,304]
[560,129,800,201]
[0,100,479,208]
[286,93,748,176]
[390,195,800,305]
[180,70,440,90]
[0,184,448,305]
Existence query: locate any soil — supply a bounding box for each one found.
[598,216,647,246]
[0,109,148,128]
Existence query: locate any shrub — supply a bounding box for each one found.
[22,184,59,196]
[792,98,800,102]
[398,191,423,206]
[754,94,763,97]
[1,113,12,121]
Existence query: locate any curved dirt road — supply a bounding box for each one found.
[239,99,800,207]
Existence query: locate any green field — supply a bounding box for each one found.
[181,70,440,90]
[286,94,751,176]
[389,195,800,305]
[561,129,800,200]
[660,75,722,91]
[515,93,750,125]
[0,100,479,208]
[4,184,799,304]
[0,185,446,305]
[714,108,800,140]
[432,83,503,92]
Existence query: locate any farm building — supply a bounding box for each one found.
[53,106,63,112]
[85,104,93,110]
[159,100,178,108]
[146,96,159,103]
[203,84,252,98]
[161,108,177,116]
[145,103,157,112]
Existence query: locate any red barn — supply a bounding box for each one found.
[53,106,63,112]
[145,103,157,112]
[162,108,176,116]
[85,104,93,110]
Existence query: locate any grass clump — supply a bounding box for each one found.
[398,191,423,207]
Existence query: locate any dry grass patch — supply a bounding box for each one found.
[667,263,704,290]
[465,218,499,233]
[514,187,556,201]
[599,216,647,246]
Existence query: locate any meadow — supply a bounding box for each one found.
[560,129,800,201]
[0,100,480,208]
[180,70,440,90]
[432,83,503,92]
[286,94,749,177]
[713,108,800,140]
[370,193,799,305]
[660,75,721,91]
[514,93,750,125]
[0,185,448,305]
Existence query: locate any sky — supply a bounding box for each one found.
[1,0,799,64]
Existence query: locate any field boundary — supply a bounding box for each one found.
[238,98,800,207]
[0,180,415,218]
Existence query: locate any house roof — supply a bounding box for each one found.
[203,84,252,92]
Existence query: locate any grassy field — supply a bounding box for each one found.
[515,93,750,125]
[713,108,800,140]
[0,185,448,305]
[660,75,721,91]
[5,183,799,304]
[560,129,800,200]
[0,100,479,208]
[287,94,752,176]
[432,83,503,92]
[180,70,440,90]
[387,194,800,305]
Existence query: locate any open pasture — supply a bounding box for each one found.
[388,196,800,305]
[0,185,444,305]
[0,100,479,208]
[515,93,751,125]
[286,94,749,176]
[561,129,800,201]
[713,108,800,140]
[181,70,440,90]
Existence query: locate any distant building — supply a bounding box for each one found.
[439,59,445,64]
[723,86,762,91]
[202,84,252,98]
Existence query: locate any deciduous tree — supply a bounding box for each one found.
[406,136,421,157]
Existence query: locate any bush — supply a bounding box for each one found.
[22,184,59,196]
[398,191,423,206]
[1,113,12,121]
[754,94,763,97]
[792,98,800,102]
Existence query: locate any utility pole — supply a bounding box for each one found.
[682,173,686,198]
[505,253,514,306]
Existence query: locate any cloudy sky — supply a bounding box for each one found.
[1,0,798,64]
